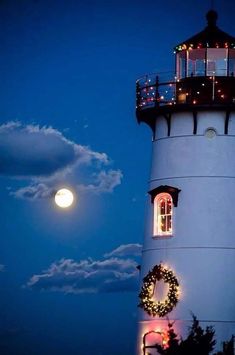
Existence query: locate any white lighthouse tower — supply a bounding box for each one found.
[136,10,235,354]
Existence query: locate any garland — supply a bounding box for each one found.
[139,264,179,317]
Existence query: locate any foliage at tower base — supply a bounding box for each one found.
[154,315,234,355]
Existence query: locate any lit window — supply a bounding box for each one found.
[207,48,228,76]
[187,49,206,77]
[154,193,173,236]
[176,51,186,79]
[149,185,180,238]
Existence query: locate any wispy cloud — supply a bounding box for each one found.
[11,183,55,200]
[27,244,141,294]
[104,243,142,258]
[0,265,5,272]
[77,169,123,194]
[0,121,122,199]
[27,258,138,294]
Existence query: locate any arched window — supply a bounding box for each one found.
[149,185,180,238]
[154,193,173,236]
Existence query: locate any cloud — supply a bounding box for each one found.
[0,121,108,178]
[27,258,138,294]
[0,121,122,199]
[27,244,141,294]
[104,243,142,258]
[11,183,55,200]
[14,169,123,200]
[77,169,123,194]
[0,265,5,272]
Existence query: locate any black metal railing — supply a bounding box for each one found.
[136,72,175,109]
[136,72,235,111]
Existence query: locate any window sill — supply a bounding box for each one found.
[152,234,173,239]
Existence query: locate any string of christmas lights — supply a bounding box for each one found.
[139,264,179,317]
[175,42,235,51]
[136,75,235,109]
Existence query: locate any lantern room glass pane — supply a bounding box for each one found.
[229,49,235,76]
[187,49,206,77]
[176,51,186,79]
[207,48,228,76]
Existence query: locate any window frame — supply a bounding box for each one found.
[149,185,181,238]
[153,192,173,237]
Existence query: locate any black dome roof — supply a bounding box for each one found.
[175,10,235,51]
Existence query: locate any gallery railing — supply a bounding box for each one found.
[136,71,235,112]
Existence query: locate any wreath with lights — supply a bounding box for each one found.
[138,264,179,317]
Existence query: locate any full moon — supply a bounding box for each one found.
[55,188,74,208]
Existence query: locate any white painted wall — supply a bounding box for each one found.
[137,110,235,355]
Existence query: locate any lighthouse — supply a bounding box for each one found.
[136,10,235,354]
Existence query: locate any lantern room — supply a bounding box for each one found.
[175,10,235,79]
[136,10,235,127]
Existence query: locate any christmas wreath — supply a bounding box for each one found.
[138,264,179,317]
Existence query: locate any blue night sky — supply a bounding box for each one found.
[0,1,235,354]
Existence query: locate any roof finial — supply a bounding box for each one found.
[206,9,218,27]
